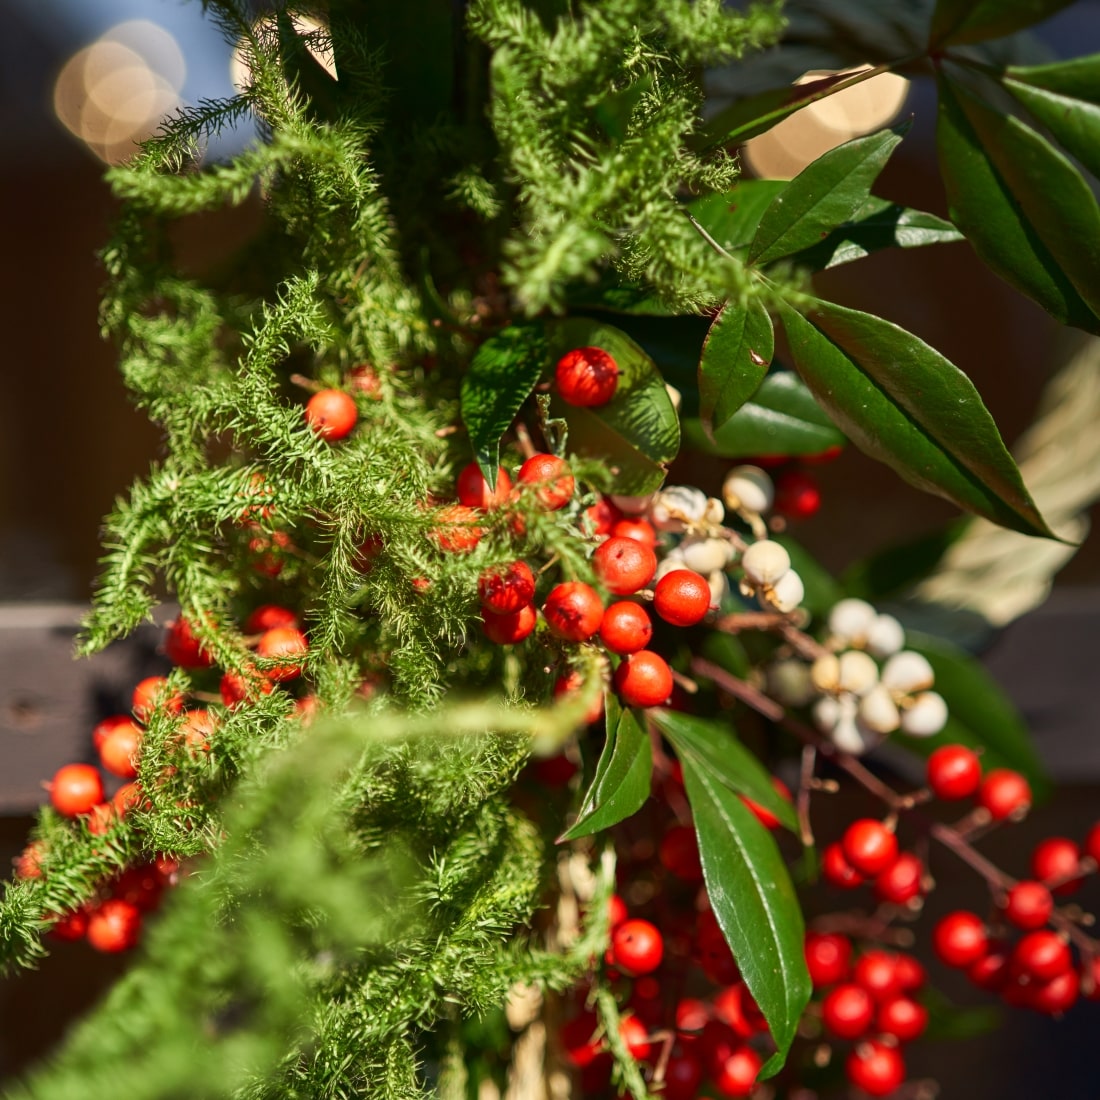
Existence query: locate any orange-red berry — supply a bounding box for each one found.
[613,650,673,708]
[543,582,604,642]
[478,561,536,615]
[255,627,308,681]
[305,388,358,441]
[555,346,619,407]
[429,503,484,553]
[517,454,574,510]
[49,763,104,817]
[653,569,711,627]
[598,601,652,655]
[593,536,657,595]
[482,603,537,645]
[456,462,513,510]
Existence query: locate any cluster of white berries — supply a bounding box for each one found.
[769,598,948,755]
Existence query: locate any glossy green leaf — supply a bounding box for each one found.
[929,0,1077,47]
[559,697,651,840]
[1003,55,1100,180]
[947,73,1100,323]
[902,630,1051,799]
[683,370,846,459]
[686,181,788,255]
[699,299,774,436]
[653,710,798,833]
[678,751,810,1076]
[936,74,1100,334]
[460,324,547,484]
[546,318,680,495]
[789,196,963,270]
[780,300,1057,539]
[748,124,909,266]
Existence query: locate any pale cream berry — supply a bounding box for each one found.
[900,691,948,736]
[769,659,815,707]
[811,653,841,694]
[833,709,872,755]
[827,598,878,646]
[767,568,804,613]
[837,650,879,696]
[866,613,905,658]
[741,539,790,586]
[722,465,774,515]
[654,548,686,582]
[881,651,935,694]
[703,497,725,526]
[812,694,843,732]
[679,536,734,574]
[650,486,708,532]
[665,382,682,412]
[706,569,727,608]
[858,684,901,734]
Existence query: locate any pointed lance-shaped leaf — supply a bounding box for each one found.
[698,299,774,438]
[687,180,788,257]
[935,73,1100,335]
[779,300,1058,539]
[929,0,1078,48]
[747,122,909,266]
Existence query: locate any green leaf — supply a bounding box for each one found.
[682,370,846,459]
[780,300,1057,539]
[678,751,810,1076]
[699,299,774,436]
[902,630,1051,799]
[841,522,968,601]
[788,196,963,271]
[921,986,1003,1040]
[929,0,1077,47]
[747,124,909,266]
[686,181,788,255]
[1003,55,1100,181]
[653,710,798,833]
[946,72,1100,324]
[935,74,1100,334]
[546,318,680,496]
[559,697,651,840]
[460,324,547,484]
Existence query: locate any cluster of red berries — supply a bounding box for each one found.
[737,447,843,523]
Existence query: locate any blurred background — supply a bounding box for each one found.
[1,0,1100,1095]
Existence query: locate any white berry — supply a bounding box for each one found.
[650,485,708,532]
[722,465,774,515]
[881,651,935,694]
[837,650,879,696]
[858,684,901,734]
[679,535,734,574]
[827,598,877,645]
[769,659,815,707]
[768,568,804,613]
[866,614,905,658]
[900,691,948,736]
[811,653,840,694]
[741,539,790,586]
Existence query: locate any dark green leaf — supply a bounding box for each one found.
[772,535,843,619]
[780,300,1057,539]
[788,196,963,270]
[699,300,774,436]
[559,696,651,841]
[921,986,1003,1040]
[678,751,810,1076]
[686,181,788,255]
[841,522,967,601]
[1004,76,1100,182]
[546,318,680,496]
[460,324,547,484]
[946,72,1100,323]
[748,124,909,265]
[594,75,653,142]
[929,0,1077,47]
[653,710,798,833]
[567,280,678,316]
[936,74,1100,334]
[902,630,1050,799]
[683,370,846,459]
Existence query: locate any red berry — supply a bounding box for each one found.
[842,819,898,877]
[659,824,702,882]
[517,454,574,510]
[585,496,622,536]
[111,864,165,912]
[219,667,275,708]
[1010,930,1072,982]
[933,911,988,968]
[926,744,982,800]
[846,1040,906,1097]
[479,561,536,615]
[675,997,710,1036]
[1029,968,1080,1014]
[740,777,792,830]
[255,627,308,681]
[713,982,766,1039]
[555,346,619,407]
[618,1015,651,1060]
[15,843,44,880]
[456,462,513,510]
[1003,881,1055,930]
[429,503,484,553]
[593,536,657,596]
[164,616,213,668]
[894,953,926,993]
[180,708,217,753]
[85,803,116,836]
[1031,837,1084,895]
[821,983,874,1039]
[611,517,657,548]
[773,469,821,520]
[482,603,537,645]
[712,1045,761,1097]
[874,851,924,905]
[132,676,184,721]
[877,996,928,1042]
[552,670,604,725]
[968,945,1010,992]
[821,841,864,889]
[609,894,628,930]
[978,768,1031,820]
[99,721,142,779]
[244,604,299,634]
[599,601,652,655]
[611,919,664,975]
[86,898,142,953]
[613,650,673,708]
[653,569,711,627]
[663,1049,704,1100]
[854,950,904,1002]
[805,932,852,987]
[112,782,144,817]
[304,388,357,441]
[49,763,105,817]
[48,908,89,942]
[93,714,139,753]
[542,582,604,642]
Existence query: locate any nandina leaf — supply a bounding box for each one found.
[686,181,787,256]
[698,299,774,436]
[747,123,909,266]
[682,370,846,459]
[780,300,1057,539]
[546,318,680,496]
[460,324,547,484]
[559,696,651,840]
[929,0,1077,47]
[653,709,798,833]
[935,74,1100,334]
[678,749,810,1077]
